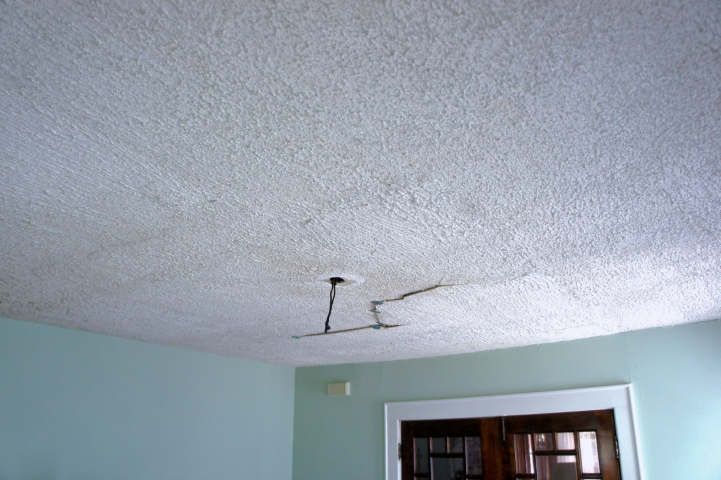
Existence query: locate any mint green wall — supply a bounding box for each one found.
[4,316,719,480]
[626,322,721,479]
[293,320,721,480]
[0,317,295,480]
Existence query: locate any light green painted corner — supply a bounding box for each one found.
[626,321,721,479]
[293,321,721,480]
[293,333,631,480]
[4,316,719,480]
[0,317,296,480]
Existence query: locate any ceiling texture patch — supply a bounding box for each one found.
[1,0,720,366]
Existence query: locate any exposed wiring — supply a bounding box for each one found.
[324,277,341,333]
[293,323,401,338]
[292,283,470,339]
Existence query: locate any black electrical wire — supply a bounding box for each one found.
[324,278,340,333]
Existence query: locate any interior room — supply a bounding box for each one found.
[1,1,719,479]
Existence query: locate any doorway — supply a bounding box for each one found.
[384,385,643,480]
[401,410,621,479]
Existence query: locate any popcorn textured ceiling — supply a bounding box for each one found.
[1,0,720,366]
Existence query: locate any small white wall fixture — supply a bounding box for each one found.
[328,381,351,396]
[384,384,644,480]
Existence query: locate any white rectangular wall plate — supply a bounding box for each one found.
[328,382,351,396]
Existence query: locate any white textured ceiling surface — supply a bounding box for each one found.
[1,1,720,366]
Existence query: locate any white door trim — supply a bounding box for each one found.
[384,384,645,480]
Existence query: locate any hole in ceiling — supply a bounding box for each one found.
[315,274,364,287]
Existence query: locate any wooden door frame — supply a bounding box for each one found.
[384,384,645,480]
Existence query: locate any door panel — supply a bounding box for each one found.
[502,410,621,480]
[401,410,620,480]
[401,418,500,479]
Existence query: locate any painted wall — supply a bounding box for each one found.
[626,321,721,479]
[0,317,295,480]
[293,320,721,480]
[3,316,718,479]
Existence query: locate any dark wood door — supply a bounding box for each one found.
[502,410,621,480]
[401,410,621,480]
[401,417,501,480]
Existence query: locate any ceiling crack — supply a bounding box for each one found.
[378,283,471,304]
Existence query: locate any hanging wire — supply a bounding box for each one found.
[324,277,342,333]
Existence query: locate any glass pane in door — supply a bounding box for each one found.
[579,432,601,474]
[465,437,482,475]
[514,434,535,474]
[432,437,446,453]
[535,433,553,451]
[536,455,578,480]
[556,432,575,450]
[449,437,463,453]
[414,437,429,474]
[431,457,464,480]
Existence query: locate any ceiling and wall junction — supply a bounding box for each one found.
[1,0,719,366]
